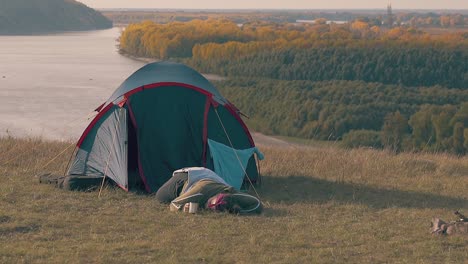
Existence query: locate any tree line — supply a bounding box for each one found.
[216,78,468,154]
[191,47,467,89]
[120,19,467,88]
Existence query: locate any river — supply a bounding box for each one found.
[0,28,147,141]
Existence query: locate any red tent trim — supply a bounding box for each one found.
[116,182,128,192]
[94,102,105,112]
[224,103,255,147]
[77,103,115,147]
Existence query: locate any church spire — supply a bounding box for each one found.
[386,3,394,28]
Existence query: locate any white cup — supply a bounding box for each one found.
[188,202,199,213]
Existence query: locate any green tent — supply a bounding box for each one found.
[67,61,260,193]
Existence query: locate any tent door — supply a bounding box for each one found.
[127,111,143,189]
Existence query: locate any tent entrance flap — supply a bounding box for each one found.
[207,139,264,190]
[127,111,143,189]
[68,106,129,190]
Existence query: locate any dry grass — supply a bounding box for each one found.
[1,137,467,263]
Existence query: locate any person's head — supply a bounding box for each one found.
[206,193,240,214]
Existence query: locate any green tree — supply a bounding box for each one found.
[409,105,436,149]
[464,129,468,151]
[431,106,457,150]
[451,102,468,127]
[381,111,409,153]
[452,122,465,154]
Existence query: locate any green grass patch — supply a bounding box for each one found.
[1,137,467,263]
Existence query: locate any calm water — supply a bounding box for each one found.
[0,28,145,140]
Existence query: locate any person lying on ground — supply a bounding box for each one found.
[155,167,262,214]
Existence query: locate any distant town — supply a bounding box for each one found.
[101,6,468,29]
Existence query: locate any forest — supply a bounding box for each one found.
[119,18,468,154]
[0,0,112,34]
[216,78,468,153]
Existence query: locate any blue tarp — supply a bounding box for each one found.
[208,139,264,190]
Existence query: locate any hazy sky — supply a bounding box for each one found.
[78,0,467,10]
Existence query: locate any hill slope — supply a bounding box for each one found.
[0,0,112,34]
[0,137,467,262]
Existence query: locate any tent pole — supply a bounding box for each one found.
[255,154,262,187]
[98,174,107,198]
[98,152,112,198]
[213,108,262,200]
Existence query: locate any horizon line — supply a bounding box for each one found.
[96,7,468,11]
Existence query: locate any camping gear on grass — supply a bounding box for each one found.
[38,173,104,191]
[65,61,261,193]
[161,167,263,214]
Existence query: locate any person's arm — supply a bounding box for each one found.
[155,172,188,204]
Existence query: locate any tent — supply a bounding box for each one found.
[67,61,261,193]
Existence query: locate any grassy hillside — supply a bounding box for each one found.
[0,137,467,262]
[0,0,112,35]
